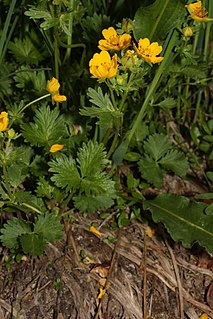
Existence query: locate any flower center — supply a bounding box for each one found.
[195,7,208,18]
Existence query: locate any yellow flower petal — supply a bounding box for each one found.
[47,77,60,94]
[50,144,64,153]
[200,313,208,319]
[89,226,102,237]
[102,27,117,40]
[185,1,213,22]
[52,94,67,102]
[0,111,9,132]
[89,51,118,79]
[98,26,131,51]
[97,288,106,299]
[134,38,164,64]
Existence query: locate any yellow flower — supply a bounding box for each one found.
[50,144,64,153]
[185,1,213,22]
[133,38,164,64]
[89,50,118,79]
[0,111,9,132]
[47,77,67,103]
[98,27,131,51]
[47,77,60,94]
[200,314,208,319]
[52,94,67,102]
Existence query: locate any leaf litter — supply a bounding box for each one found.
[0,212,212,319]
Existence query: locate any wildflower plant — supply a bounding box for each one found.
[0,0,212,257]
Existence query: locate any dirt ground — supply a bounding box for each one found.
[0,211,213,319]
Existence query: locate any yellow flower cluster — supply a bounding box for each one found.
[0,111,9,132]
[89,27,164,79]
[47,77,67,103]
[185,1,212,22]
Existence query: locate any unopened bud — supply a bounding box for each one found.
[182,27,193,37]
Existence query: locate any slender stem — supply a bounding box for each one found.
[107,132,119,159]
[0,0,17,65]
[18,94,51,115]
[2,162,13,200]
[21,203,43,214]
[64,0,74,62]
[112,30,179,163]
[128,30,178,143]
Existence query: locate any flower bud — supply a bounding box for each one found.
[182,27,193,37]
[7,129,16,139]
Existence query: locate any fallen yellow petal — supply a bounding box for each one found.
[145,226,155,238]
[200,313,208,319]
[97,288,105,299]
[89,226,102,237]
[50,144,64,153]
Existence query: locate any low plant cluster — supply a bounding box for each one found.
[0,0,212,258]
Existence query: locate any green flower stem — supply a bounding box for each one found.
[64,0,74,63]
[112,30,178,163]
[18,94,51,115]
[21,203,42,215]
[2,161,13,200]
[128,31,178,144]
[107,132,119,159]
[0,0,17,65]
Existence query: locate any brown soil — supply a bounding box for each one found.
[0,214,212,319]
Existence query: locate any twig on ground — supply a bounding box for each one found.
[165,241,184,319]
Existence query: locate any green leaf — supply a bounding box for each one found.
[22,105,66,147]
[134,0,187,41]
[20,233,46,256]
[0,218,31,249]
[80,87,122,128]
[9,37,43,65]
[40,18,59,30]
[74,194,114,212]
[139,155,164,188]
[138,134,189,187]
[25,8,52,20]
[77,141,108,177]
[144,194,213,255]
[158,150,189,177]
[143,133,172,161]
[49,154,80,191]
[34,214,63,242]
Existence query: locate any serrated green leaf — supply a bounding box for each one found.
[40,18,59,30]
[80,87,122,128]
[36,176,55,199]
[134,0,186,41]
[34,214,63,242]
[22,105,66,147]
[77,141,108,177]
[80,172,115,197]
[139,155,164,188]
[144,194,213,255]
[0,218,31,249]
[74,194,114,212]
[9,37,43,65]
[25,8,52,20]
[49,154,80,191]
[143,133,172,161]
[158,150,189,177]
[20,233,46,256]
